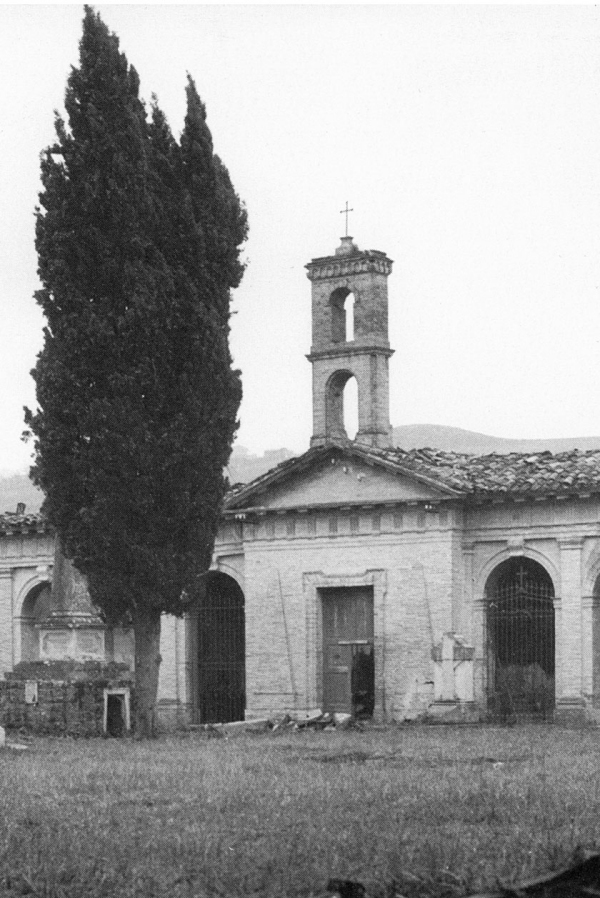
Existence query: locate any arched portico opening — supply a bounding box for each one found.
[19,582,52,662]
[197,572,245,723]
[485,557,555,720]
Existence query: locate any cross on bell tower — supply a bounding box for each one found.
[305,234,394,448]
[340,201,354,237]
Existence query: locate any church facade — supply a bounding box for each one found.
[2,236,600,727]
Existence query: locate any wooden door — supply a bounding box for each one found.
[322,587,374,717]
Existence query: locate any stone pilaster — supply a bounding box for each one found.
[0,569,13,674]
[555,537,585,721]
[581,595,596,703]
[458,542,475,637]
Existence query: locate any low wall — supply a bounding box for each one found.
[0,660,133,737]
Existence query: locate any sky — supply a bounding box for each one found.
[1,4,600,473]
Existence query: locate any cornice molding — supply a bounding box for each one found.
[306,253,393,281]
[307,343,394,362]
[558,537,585,551]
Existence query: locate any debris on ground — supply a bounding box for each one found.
[188,710,363,735]
[190,718,270,737]
[268,709,363,733]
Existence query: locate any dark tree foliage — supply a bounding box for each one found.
[26,6,247,736]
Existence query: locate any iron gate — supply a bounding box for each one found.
[197,574,246,724]
[486,558,555,721]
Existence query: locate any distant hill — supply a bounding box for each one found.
[0,473,44,515]
[4,427,600,511]
[226,447,297,485]
[392,424,600,455]
[0,447,299,516]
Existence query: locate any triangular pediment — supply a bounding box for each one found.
[226,444,459,511]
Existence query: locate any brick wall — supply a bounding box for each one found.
[240,505,460,720]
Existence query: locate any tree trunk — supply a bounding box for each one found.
[132,606,162,738]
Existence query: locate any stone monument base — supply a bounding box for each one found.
[0,660,133,737]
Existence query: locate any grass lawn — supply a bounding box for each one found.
[1,725,600,898]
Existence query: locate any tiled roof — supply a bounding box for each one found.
[6,446,598,529]
[225,442,600,506]
[358,445,600,498]
[0,512,47,534]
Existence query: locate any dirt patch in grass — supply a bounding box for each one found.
[0,726,599,897]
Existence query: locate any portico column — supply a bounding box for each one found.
[581,595,595,704]
[460,543,475,639]
[556,538,585,722]
[0,569,14,673]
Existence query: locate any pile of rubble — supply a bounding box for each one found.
[269,709,353,732]
[193,708,354,736]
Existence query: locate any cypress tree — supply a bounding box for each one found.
[26,7,247,736]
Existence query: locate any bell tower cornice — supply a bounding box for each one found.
[307,344,394,363]
[306,242,393,282]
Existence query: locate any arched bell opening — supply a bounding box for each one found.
[485,557,555,720]
[329,288,355,343]
[326,370,358,441]
[197,572,246,723]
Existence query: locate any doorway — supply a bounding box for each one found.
[103,688,131,736]
[321,587,374,718]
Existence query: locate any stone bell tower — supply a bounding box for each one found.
[306,235,394,448]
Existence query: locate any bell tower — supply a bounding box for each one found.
[306,236,394,448]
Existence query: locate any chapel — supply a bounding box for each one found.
[2,234,600,728]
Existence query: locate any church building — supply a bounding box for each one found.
[2,235,600,728]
